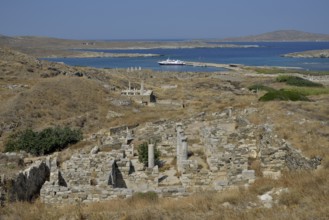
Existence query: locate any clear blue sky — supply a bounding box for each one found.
[1,0,328,40]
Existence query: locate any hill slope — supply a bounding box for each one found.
[0,47,126,148]
[220,30,329,42]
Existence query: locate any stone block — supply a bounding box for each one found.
[262,171,281,179]
[210,166,218,172]
[214,180,228,186]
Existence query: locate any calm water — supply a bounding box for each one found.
[44,42,329,72]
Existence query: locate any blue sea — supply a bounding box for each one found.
[44,42,329,72]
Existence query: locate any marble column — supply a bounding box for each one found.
[148,144,155,168]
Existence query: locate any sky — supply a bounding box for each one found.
[0,0,329,40]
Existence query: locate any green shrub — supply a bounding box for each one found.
[259,89,310,102]
[276,75,323,87]
[248,84,276,92]
[286,87,329,96]
[138,142,160,167]
[4,127,82,156]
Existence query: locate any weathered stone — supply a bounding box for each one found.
[90,146,100,154]
[242,170,255,180]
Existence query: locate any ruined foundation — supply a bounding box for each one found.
[34,108,321,204]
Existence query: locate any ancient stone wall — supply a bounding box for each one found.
[19,108,322,204]
[258,124,321,177]
[40,145,187,204]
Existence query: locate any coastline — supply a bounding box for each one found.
[42,51,161,59]
[184,61,245,71]
[283,49,329,58]
[38,44,259,59]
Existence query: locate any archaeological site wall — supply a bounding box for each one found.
[1,108,320,205]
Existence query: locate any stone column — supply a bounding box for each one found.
[181,136,188,161]
[148,144,155,168]
[140,80,144,95]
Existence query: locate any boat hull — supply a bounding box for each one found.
[158,62,185,65]
[158,59,186,65]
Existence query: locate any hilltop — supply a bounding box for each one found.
[219,30,329,42]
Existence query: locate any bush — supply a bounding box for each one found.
[259,89,310,102]
[248,84,276,92]
[276,75,323,87]
[4,127,82,156]
[137,142,160,167]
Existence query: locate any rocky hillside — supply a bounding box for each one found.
[0,48,124,148]
[220,30,329,42]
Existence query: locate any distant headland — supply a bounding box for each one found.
[216,30,329,42]
[1,30,329,58]
[283,49,329,58]
[0,34,256,58]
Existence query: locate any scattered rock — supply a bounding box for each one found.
[90,146,100,154]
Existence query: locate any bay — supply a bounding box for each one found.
[44,42,329,72]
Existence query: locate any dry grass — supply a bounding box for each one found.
[249,177,277,195]
[1,167,329,220]
[248,159,263,177]
[247,96,329,160]
[0,76,109,135]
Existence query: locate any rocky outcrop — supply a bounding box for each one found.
[283,49,329,58]
[0,158,50,203]
[11,160,50,201]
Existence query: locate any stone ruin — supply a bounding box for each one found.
[1,108,321,205]
[121,80,155,105]
[40,127,187,204]
[39,108,320,204]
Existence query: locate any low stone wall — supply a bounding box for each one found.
[157,100,183,107]
[200,118,256,188]
[41,184,133,203]
[40,146,174,204]
[259,124,321,176]
[41,184,189,204]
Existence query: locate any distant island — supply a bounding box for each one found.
[217,30,329,42]
[283,49,329,58]
[0,34,257,58]
[1,30,329,58]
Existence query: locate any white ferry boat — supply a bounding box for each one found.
[158,58,185,65]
